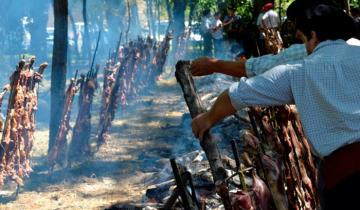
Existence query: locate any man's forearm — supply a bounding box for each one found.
[213,59,247,77]
[208,89,237,125]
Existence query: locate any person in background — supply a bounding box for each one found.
[191,0,360,78]
[256,10,264,29]
[191,2,360,209]
[223,6,244,52]
[259,3,280,29]
[200,9,213,57]
[351,7,360,21]
[255,3,281,55]
[211,12,224,59]
[223,6,242,38]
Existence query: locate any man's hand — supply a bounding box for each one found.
[190,57,218,76]
[191,112,214,141]
[192,90,237,141]
[223,17,234,26]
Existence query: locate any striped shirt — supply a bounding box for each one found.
[229,40,360,157]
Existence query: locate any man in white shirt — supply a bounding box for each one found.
[260,3,280,29]
[191,2,360,209]
[200,9,213,57]
[211,12,224,59]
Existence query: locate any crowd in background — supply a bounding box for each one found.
[200,3,280,60]
[199,2,360,61]
[200,6,245,60]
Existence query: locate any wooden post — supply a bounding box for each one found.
[175,60,232,210]
[170,158,198,210]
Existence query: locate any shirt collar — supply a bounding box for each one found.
[312,39,347,54]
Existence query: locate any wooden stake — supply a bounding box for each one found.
[175,60,232,210]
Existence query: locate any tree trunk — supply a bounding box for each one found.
[278,0,282,23]
[156,0,161,39]
[126,0,131,42]
[339,0,350,14]
[188,0,196,28]
[49,0,68,153]
[173,0,187,37]
[146,0,154,38]
[104,0,124,50]
[175,61,233,210]
[82,0,91,64]
[165,0,173,27]
[169,0,187,64]
[130,1,141,37]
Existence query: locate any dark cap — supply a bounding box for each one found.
[286,0,333,21]
[296,4,357,41]
[227,5,236,11]
[203,9,211,16]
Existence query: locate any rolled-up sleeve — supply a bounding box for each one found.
[229,64,297,110]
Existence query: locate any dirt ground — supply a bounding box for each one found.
[0,76,195,210]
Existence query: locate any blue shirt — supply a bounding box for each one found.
[246,43,307,77]
[229,40,360,157]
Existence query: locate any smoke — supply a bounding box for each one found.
[0,0,229,153]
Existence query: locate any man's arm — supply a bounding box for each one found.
[190,44,307,77]
[190,57,247,77]
[192,64,296,140]
[246,44,306,76]
[222,17,234,26]
[192,90,236,140]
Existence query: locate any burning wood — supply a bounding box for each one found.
[165,158,200,210]
[0,58,47,186]
[48,71,80,170]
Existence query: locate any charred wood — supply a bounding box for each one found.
[169,158,200,210]
[175,60,232,210]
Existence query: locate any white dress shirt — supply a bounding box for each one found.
[229,40,360,157]
[260,9,280,28]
